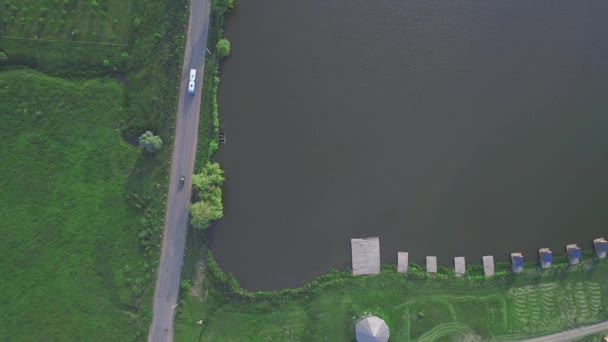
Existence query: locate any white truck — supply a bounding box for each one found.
[188,69,196,94]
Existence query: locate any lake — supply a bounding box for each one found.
[208,0,608,290]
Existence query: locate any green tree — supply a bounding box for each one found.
[0,52,8,64]
[138,131,163,153]
[192,162,224,198]
[216,38,231,59]
[190,200,223,229]
[211,0,234,15]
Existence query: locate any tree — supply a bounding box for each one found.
[216,39,231,59]
[190,162,225,229]
[190,200,223,229]
[192,162,224,199]
[0,52,7,64]
[138,131,162,153]
[211,0,234,16]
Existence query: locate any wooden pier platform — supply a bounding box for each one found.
[397,252,408,273]
[426,256,437,274]
[483,256,495,277]
[351,237,380,275]
[454,257,465,276]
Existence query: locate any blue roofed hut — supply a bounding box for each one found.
[511,252,524,273]
[566,244,582,264]
[594,238,608,258]
[539,248,552,269]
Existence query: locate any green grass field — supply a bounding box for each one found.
[0,69,146,340]
[175,262,608,341]
[0,0,133,43]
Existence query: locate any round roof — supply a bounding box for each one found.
[355,316,390,342]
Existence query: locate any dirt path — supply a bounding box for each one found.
[518,321,608,342]
[147,0,211,340]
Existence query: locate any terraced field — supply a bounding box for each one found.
[403,279,605,341]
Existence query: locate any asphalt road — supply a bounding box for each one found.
[148,0,210,341]
[518,321,608,342]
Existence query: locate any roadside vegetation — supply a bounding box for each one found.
[0,0,188,339]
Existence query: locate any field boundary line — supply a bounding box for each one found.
[0,36,127,46]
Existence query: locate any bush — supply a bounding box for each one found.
[0,52,8,64]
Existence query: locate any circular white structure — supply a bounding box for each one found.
[355,315,390,342]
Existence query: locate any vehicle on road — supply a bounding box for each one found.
[188,69,196,94]
[179,176,185,187]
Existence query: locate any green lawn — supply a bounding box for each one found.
[0,70,144,340]
[175,261,608,341]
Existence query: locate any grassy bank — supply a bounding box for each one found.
[176,255,608,341]
[0,70,142,340]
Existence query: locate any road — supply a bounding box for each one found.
[518,321,608,342]
[148,0,211,340]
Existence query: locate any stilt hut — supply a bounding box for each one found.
[511,252,524,273]
[566,244,582,264]
[594,238,608,258]
[539,248,552,269]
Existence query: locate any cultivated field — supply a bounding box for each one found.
[175,262,608,341]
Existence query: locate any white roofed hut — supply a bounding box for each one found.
[355,316,390,342]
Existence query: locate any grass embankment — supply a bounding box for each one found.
[176,259,608,341]
[0,70,141,340]
[0,0,188,339]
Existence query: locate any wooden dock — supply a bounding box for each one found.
[454,257,465,276]
[426,256,437,273]
[483,256,495,277]
[351,237,380,275]
[397,252,408,273]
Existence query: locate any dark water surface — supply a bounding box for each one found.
[209,0,608,290]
